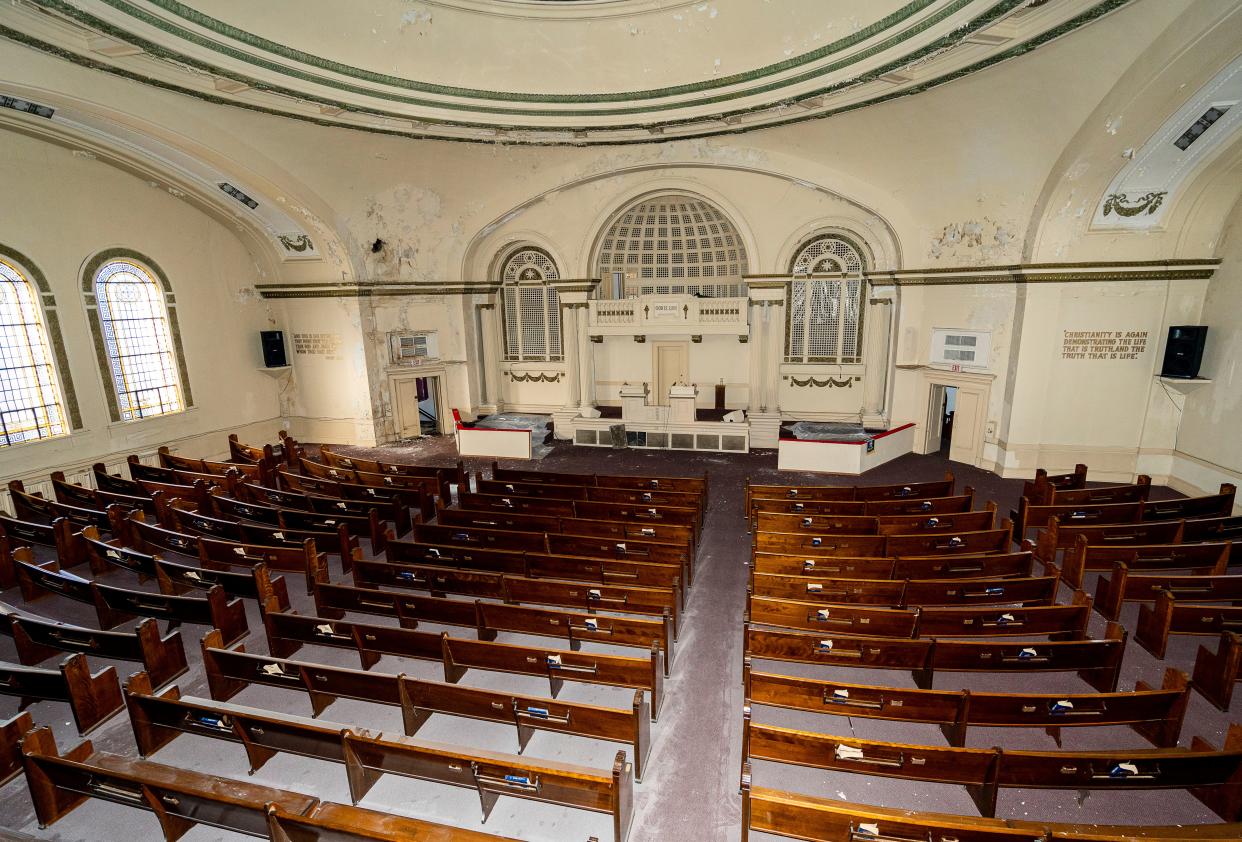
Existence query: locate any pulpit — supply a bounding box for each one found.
[620,384,651,422]
[668,384,698,423]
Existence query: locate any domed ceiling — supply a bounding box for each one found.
[3,0,1135,144]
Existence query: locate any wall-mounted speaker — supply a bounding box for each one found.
[260,330,287,368]
[1160,325,1207,379]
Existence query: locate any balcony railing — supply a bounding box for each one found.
[588,294,748,337]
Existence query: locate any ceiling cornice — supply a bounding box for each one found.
[0,0,1139,145]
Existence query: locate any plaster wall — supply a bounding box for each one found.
[0,129,282,484]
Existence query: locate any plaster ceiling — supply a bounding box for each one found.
[2,0,1138,144]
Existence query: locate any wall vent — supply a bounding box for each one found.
[218,182,259,209]
[931,329,991,368]
[0,95,54,118]
[1174,104,1232,151]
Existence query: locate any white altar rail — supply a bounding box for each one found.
[777,422,916,475]
[453,409,533,460]
[573,417,749,453]
[589,294,748,336]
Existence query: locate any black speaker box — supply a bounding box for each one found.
[260,330,287,368]
[1160,325,1207,379]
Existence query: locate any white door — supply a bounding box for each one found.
[653,342,689,406]
[394,378,423,438]
[925,384,945,453]
[948,389,983,466]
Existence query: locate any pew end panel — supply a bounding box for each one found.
[1194,631,1242,711]
[20,727,95,828]
[0,711,34,787]
[1131,668,1191,748]
[122,671,184,758]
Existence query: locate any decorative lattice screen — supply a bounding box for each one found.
[786,235,866,363]
[500,248,563,361]
[597,195,748,297]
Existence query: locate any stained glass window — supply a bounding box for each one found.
[0,259,67,446]
[500,248,562,361]
[786,235,866,363]
[93,259,184,421]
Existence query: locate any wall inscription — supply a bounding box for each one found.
[1061,330,1148,361]
[293,332,343,360]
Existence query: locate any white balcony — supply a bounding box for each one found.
[588,294,749,337]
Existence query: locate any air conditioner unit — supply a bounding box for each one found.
[931,329,990,368]
[389,331,438,364]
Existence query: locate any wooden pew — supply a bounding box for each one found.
[476,479,703,519]
[747,591,1092,639]
[128,454,229,488]
[441,633,662,720]
[747,493,977,532]
[745,474,954,515]
[388,540,686,598]
[210,489,387,554]
[1184,514,1242,547]
[883,525,1013,557]
[744,622,1127,691]
[1032,518,1183,570]
[158,446,264,480]
[1061,536,1232,590]
[1142,484,1236,521]
[502,577,680,634]
[1137,588,1242,659]
[1043,476,1152,506]
[299,457,442,500]
[0,654,122,734]
[546,533,691,576]
[862,492,977,516]
[1022,463,1088,504]
[227,432,275,464]
[320,445,461,496]
[49,471,157,517]
[1011,499,1143,544]
[20,725,320,837]
[750,552,1034,581]
[742,716,1242,821]
[311,582,674,673]
[0,602,187,690]
[14,552,249,647]
[739,774,1242,842]
[239,481,414,540]
[414,522,548,553]
[437,507,696,553]
[265,801,530,841]
[753,533,886,557]
[123,672,634,842]
[0,514,82,573]
[1194,631,1242,709]
[1094,563,1242,622]
[90,463,214,510]
[750,572,1059,608]
[491,463,708,495]
[124,511,328,596]
[754,506,995,536]
[264,610,442,668]
[167,498,359,572]
[7,481,110,531]
[744,662,1189,748]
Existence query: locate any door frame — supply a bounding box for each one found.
[389,368,451,438]
[915,368,992,467]
[651,341,689,406]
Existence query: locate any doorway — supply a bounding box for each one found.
[393,374,442,439]
[652,341,689,406]
[925,385,958,456]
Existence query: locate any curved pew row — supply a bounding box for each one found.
[123,672,634,842]
[198,630,652,779]
[312,581,675,674]
[1013,483,1236,544]
[490,463,707,495]
[1137,588,1242,660]
[435,506,696,555]
[1059,537,1232,592]
[749,571,1061,609]
[455,492,700,543]
[1093,563,1242,622]
[740,779,1242,842]
[21,725,590,842]
[751,550,1034,580]
[746,590,1093,640]
[744,623,1128,692]
[1022,463,1088,505]
[475,479,705,522]
[748,491,977,534]
[742,716,1242,821]
[743,664,1189,748]
[0,602,187,690]
[753,525,1013,558]
[745,473,956,515]
[752,505,996,536]
[0,656,122,734]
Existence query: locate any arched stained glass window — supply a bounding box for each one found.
[786,234,867,364]
[0,259,68,446]
[500,248,563,361]
[92,259,185,421]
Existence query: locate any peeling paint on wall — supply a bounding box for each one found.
[928,217,1020,264]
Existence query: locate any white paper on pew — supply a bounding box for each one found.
[428,548,441,557]
[106,549,121,559]
[1052,699,1074,713]
[323,520,336,526]
[857,824,879,837]
[818,640,834,651]
[802,518,813,526]
[832,689,849,699]
[185,570,201,581]
[233,547,247,555]
[807,583,823,592]
[835,745,865,760]
[546,654,562,667]
[316,624,334,635]
[336,502,348,509]
[998,613,1016,625]
[505,484,515,492]
[647,508,657,515]
[1019,647,1038,659]
[803,559,816,569]
[616,543,627,552]
[272,532,285,540]
[588,589,602,599]
[584,619,599,631]
[262,663,286,676]
[816,609,831,621]
[502,498,514,507]
[1112,762,1139,777]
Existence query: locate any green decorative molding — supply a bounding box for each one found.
[0,242,82,430]
[2,0,1136,142]
[81,248,194,421]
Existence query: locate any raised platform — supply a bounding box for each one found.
[776,422,916,474]
[572,416,749,453]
